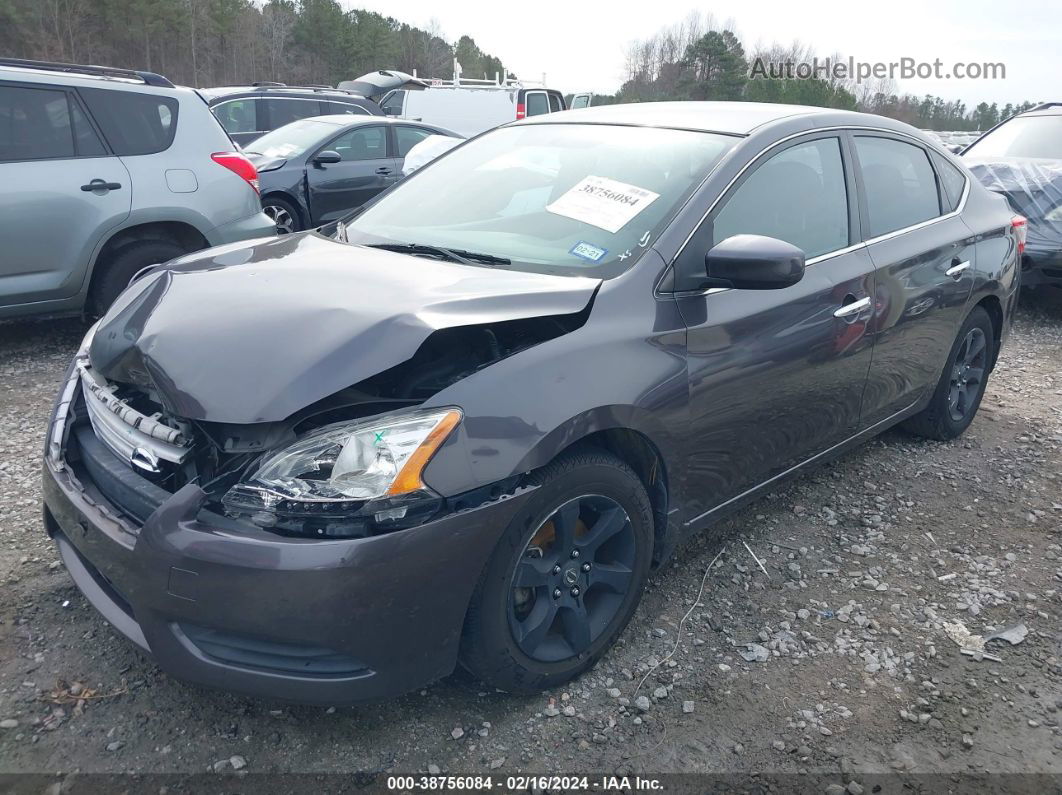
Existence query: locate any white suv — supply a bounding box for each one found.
[0,58,276,317]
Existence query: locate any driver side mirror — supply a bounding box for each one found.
[704,234,806,290]
[313,150,342,166]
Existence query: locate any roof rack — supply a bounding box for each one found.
[0,57,174,88]
[1029,102,1062,112]
[249,82,355,95]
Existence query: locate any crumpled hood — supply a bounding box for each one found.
[965,156,1062,255]
[89,233,599,424]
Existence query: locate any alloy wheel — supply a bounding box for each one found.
[264,204,295,234]
[947,327,987,422]
[508,495,636,663]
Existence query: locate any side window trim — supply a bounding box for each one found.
[849,132,955,244]
[668,131,858,293]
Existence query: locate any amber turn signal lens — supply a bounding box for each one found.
[385,409,462,496]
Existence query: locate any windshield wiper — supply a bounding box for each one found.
[365,242,510,266]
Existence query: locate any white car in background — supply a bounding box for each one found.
[378,78,567,137]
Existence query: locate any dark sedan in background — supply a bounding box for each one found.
[246,116,462,233]
[963,102,1062,290]
[43,101,1021,705]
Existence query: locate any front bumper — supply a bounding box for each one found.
[42,456,533,704]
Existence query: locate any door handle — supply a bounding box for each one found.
[945,260,971,278]
[375,167,392,175]
[81,179,122,192]
[833,296,871,318]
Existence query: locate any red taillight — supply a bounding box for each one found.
[211,151,260,195]
[516,102,526,120]
[1011,215,1027,255]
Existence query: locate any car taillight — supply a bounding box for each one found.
[516,102,526,120]
[211,152,260,195]
[1011,215,1027,255]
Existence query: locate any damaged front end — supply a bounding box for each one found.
[65,236,596,540]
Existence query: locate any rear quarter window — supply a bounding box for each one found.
[80,88,179,156]
[932,153,968,213]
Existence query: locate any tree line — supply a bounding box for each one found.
[0,0,508,89]
[0,3,1036,131]
[613,12,1037,131]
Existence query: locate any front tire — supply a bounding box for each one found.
[460,449,654,694]
[902,306,995,440]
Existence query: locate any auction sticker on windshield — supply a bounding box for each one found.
[546,176,660,233]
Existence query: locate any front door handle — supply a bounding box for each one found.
[945,259,971,278]
[375,167,392,175]
[833,296,871,318]
[81,179,123,192]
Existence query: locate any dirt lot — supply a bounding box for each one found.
[1,293,1060,787]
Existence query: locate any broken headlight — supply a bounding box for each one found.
[222,408,461,537]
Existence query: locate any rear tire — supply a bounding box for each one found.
[262,196,302,234]
[90,239,186,316]
[902,306,995,440]
[460,449,654,694]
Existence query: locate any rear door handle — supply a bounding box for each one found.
[81,179,122,192]
[945,260,971,278]
[833,296,871,318]
[375,167,392,175]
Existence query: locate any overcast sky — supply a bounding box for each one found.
[347,0,1057,107]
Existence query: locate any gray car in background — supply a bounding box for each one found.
[0,58,275,318]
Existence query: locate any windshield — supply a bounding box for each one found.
[245,119,337,159]
[965,115,1062,160]
[345,123,737,275]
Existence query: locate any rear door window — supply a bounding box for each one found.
[394,125,433,157]
[327,101,369,116]
[855,136,942,237]
[712,137,850,258]
[214,98,259,134]
[262,98,325,129]
[328,125,388,161]
[79,88,178,155]
[0,84,78,160]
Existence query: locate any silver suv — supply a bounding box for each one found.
[0,58,276,318]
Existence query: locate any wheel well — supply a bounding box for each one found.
[974,295,1004,370]
[575,428,670,562]
[261,191,303,225]
[91,221,208,291]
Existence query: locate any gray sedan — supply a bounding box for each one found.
[43,101,1021,704]
[246,115,461,233]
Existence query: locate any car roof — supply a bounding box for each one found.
[276,115,463,136]
[516,100,916,137]
[199,86,368,101]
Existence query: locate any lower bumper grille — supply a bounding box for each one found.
[179,624,370,677]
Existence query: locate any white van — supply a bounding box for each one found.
[378,80,567,138]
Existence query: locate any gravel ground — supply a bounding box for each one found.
[1,293,1060,783]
